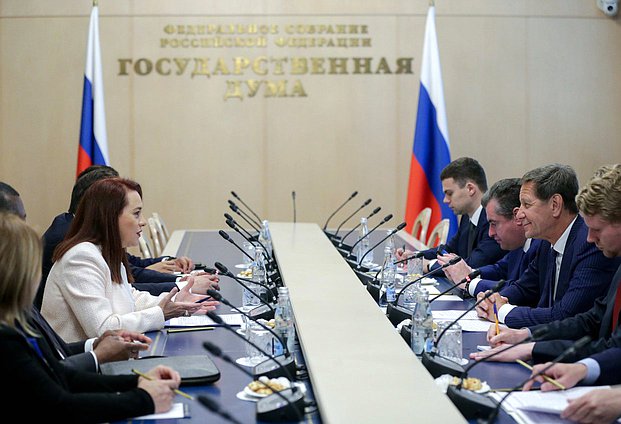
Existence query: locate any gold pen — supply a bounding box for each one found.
[131,368,194,400]
[166,326,215,333]
[515,359,566,390]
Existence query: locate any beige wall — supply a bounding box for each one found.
[1,0,620,239]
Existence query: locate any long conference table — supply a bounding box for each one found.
[117,222,531,424]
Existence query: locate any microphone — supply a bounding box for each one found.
[338,206,382,248]
[430,270,481,303]
[480,335,592,424]
[346,213,394,259]
[323,191,358,231]
[204,311,296,380]
[198,395,244,424]
[330,198,372,240]
[355,222,407,270]
[203,340,305,423]
[384,256,462,326]
[443,325,551,421]
[420,280,507,379]
[224,212,258,241]
[213,262,276,318]
[231,190,263,224]
[226,218,272,262]
[228,203,261,233]
[392,250,425,266]
[218,230,254,263]
[292,191,296,224]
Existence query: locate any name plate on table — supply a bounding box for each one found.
[100,355,221,385]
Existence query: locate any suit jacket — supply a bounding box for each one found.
[531,264,621,363]
[0,324,152,422]
[30,307,98,372]
[473,239,543,296]
[499,216,619,328]
[37,212,176,309]
[590,347,621,385]
[422,207,508,269]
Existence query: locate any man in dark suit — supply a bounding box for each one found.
[472,164,621,424]
[475,164,619,328]
[399,157,508,270]
[440,178,542,296]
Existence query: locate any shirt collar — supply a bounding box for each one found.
[469,205,483,227]
[523,238,532,253]
[553,216,577,256]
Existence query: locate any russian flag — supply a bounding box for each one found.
[405,6,457,240]
[77,4,109,177]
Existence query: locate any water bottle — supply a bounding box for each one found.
[259,220,273,258]
[273,287,295,356]
[410,288,434,355]
[378,245,396,307]
[357,217,373,265]
[243,246,267,308]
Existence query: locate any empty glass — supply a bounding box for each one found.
[436,320,463,363]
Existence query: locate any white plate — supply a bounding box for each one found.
[243,381,306,399]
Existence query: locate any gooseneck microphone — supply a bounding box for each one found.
[228,203,261,233]
[323,191,358,231]
[346,214,394,258]
[204,311,296,382]
[292,191,296,224]
[331,198,372,240]
[420,280,507,379]
[481,335,592,424]
[356,222,407,269]
[224,212,257,241]
[226,219,272,261]
[213,262,276,316]
[198,395,244,424]
[338,206,382,247]
[392,250,425,266]
[429,270,481,303]
[231,190,263,224]
[218,230,254,263]
[203,340,305,422]
[444,325,550,421]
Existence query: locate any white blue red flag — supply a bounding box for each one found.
[405,6,457,240]
[77,4,109,177]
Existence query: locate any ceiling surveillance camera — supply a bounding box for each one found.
[597,0,619,16]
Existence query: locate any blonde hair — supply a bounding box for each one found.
[0,212,42,334]
[576,164,621,224]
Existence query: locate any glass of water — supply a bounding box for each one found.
[436,320,463,363]
[245,319,271,365]
[242,241,255,267]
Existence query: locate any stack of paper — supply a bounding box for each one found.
[431,310,492,332]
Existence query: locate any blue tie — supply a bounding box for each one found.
[547,248,558,307]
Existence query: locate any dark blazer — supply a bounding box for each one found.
[0,324,153,422]
[499,216,619,328]
[473,239,543,296]
[37,212,177,309]
[531,264,621,363]
[29,307,97,372]
[590,347,621,386]
[422,207,508,268]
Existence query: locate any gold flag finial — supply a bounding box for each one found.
[93,0,98,6]
[429,0,435,6]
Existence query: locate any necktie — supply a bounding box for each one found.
[547,249,558,308]
[612,279,621,331]
[466,221,476,257]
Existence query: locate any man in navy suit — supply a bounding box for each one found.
[471,164,621,424]
[439,178,541,296]
[399,157,507,271]
[475,164,619,328]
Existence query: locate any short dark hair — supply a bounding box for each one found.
[69,165,119,213]
[440,157,488,192]
[482,178,521,219]
[521,164,579,214]
[0,182,21,216]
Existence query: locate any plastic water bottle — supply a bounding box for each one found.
[243,246,267,308]
[357,217,373,265]
[411,288,434,355]
[378,245,396,307]
[259,220,273,258]
[273,287,295,356]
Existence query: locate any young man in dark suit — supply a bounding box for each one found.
[474,164,619,328]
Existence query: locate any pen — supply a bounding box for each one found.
[195,296,214,304]
[166,326,215,333]
[131,368,194,400]
[515,359,566,390]
[493,302,500,336]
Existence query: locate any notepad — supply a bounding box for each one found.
[431,310,491,332]
[132,403,188,420]
[166,313,244,327]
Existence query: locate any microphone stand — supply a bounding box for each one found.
[353,222,406,271]
[291,191,296,224]
[323,191,358,231]
[231,190,263,224]
[229,201,262,231]
[337,206,382,248]
[346,214,393,260]
[330,198,372,240]
[218,230,255,263]
[214,262,276,318]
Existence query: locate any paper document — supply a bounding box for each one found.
[166,313,244,327]
[132,403,187,420]
[431,310,491,332]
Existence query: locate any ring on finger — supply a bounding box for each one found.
[184,310,190,317]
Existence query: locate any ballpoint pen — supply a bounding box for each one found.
[493,302,500,336]
[132,368,195,400]
[515,359,566,390]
